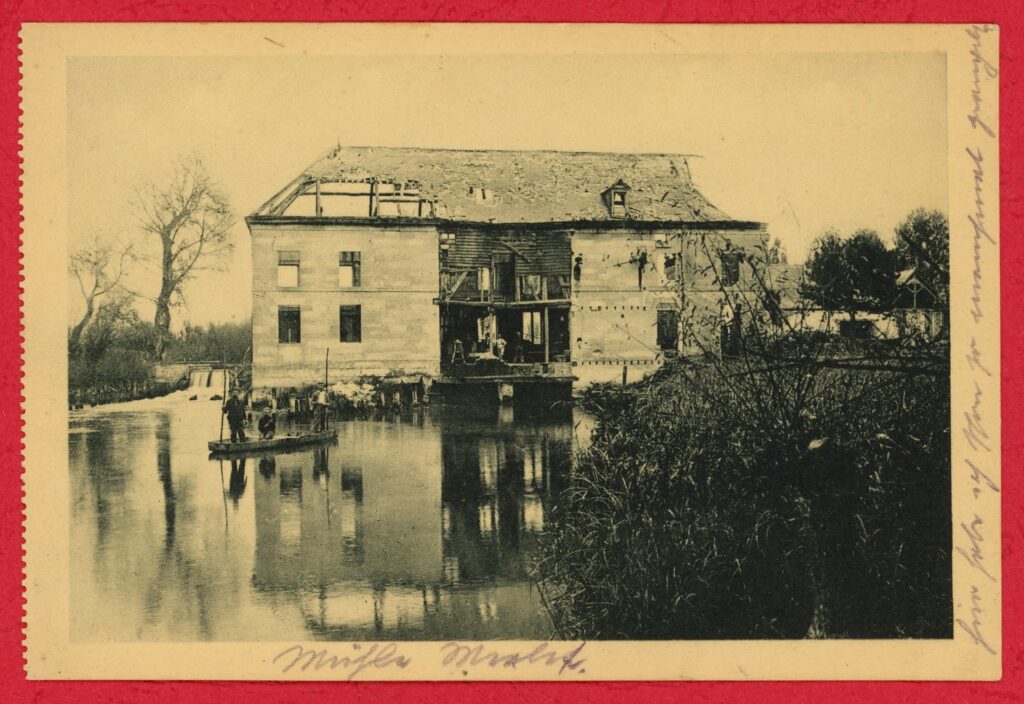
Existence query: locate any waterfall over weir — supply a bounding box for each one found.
[186,368,227,398]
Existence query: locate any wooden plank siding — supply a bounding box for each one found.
[440,228,571,303]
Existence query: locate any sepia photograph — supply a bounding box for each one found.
[64,48,953,643]
[18,23,1001,681]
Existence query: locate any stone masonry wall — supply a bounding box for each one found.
[251,223,440,389]
[571,229,766,385]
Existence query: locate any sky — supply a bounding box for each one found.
[67,52,948,327]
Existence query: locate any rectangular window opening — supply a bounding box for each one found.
[720,252,741,287]
[339,251,361,287]
[277,251,300,288]
[520,274,542,300]
[278,306,301,344]
[664,253,679,282]
[657,308,679,352]
[340,305,362,343]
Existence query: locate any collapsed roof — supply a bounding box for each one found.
[252,145,733,224]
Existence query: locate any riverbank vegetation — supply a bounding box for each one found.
[536,213,951,640]
[68,297,251,406]
[537,342,950,639]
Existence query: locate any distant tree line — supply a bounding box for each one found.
[800,208,949,313]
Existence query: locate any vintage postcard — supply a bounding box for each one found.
[20,23,1000,680]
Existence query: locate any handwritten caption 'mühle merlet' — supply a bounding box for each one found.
[272,641,588,679]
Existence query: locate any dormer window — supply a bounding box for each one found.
[602,179,631,218]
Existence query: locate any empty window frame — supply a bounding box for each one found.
[340,305,362,343]
[663,253,679,282]
[339,251,362,287]
[278,306,301,344]
[277,251,300,288]
[656,307,679,351]
[720,252,741,286]
[520,274,542,300]
[522,310,543,344]
[609,190,628,217]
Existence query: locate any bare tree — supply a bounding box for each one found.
[135,156,234,358]
[69,235,132,355]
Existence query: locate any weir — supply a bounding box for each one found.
[186,368,228,397]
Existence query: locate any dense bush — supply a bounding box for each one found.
[163,320,251,364]
[536,352,951,639]
[68,306,252,404]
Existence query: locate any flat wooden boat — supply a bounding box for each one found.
[208,429,337,456]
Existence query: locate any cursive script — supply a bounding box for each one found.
[957,24,999,659]
[966,146,996,324]
[440,641,588,675]
[955,514,996,583]
[272,643,411,679]
[965,24,998,327]
[957,585,997,655]
[963,381,991,452]
[966,24,998,138]
[966,458,1000,498]
[965,336,991,377]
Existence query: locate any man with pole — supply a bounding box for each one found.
[314,348,330,432]
[314,384,329,431]
[223,389,248,443]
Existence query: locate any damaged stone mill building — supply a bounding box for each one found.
[247,146,769,404]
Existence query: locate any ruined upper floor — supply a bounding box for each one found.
[249,145,734,225]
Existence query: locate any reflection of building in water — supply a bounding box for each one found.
[440,420,572,586]
[249,415,570,639]
[254,446,369,589]
[252,421,443,637]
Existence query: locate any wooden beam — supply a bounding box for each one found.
[442,299,571,308]
[498,240,533,263]
[268,178,314,216]
[251,143,343,216]
[446,270,470,298]
[543,307,550,364]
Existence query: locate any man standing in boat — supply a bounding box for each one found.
[314,384,330,431]
[223,390,248,443]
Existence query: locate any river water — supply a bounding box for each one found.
[68,393,587,642]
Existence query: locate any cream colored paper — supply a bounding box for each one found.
[21,23,1000,680]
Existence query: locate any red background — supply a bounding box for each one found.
[1,2,1018,701]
